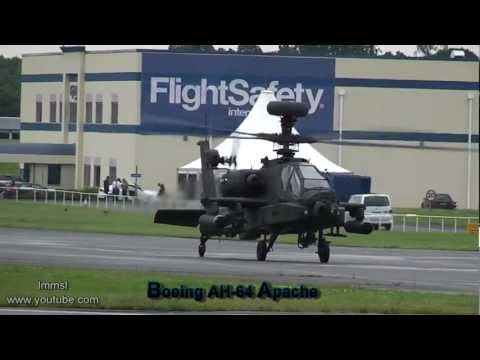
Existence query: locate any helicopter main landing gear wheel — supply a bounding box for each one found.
[256,233,278,261]
[257,240,267,261]
[198,235,208,258]
[317,239,330,263]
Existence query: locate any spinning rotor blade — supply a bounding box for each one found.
[220,135,475,152]
[145,117,475,153]
[311,139,477,152]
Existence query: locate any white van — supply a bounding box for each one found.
[346,194,393,230]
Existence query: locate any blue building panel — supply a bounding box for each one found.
[140,53,336,136]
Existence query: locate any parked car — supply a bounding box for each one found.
[421,193,457,209]
[0,175,22,187]
[0,182,56,200]
[345,193,393,230]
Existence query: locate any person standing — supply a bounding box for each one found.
[103,176,110,194]
[121,179,128,196]
[157,183,165,196]
[112,178,120,196]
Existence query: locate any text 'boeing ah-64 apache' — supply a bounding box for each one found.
[154,100,373,263]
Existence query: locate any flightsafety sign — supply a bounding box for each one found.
[141,52,335,136]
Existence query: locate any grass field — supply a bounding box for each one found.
[0,200,477,251]
[0,162,20,176]
[0,264,476,314]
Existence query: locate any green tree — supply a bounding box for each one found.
[429,47,479,61]
[416,45,438,57]
[380,51,408,59]
[296,45,379,57]
[237,45,263,54]
[0,56,21,117]
[277,45,300,55]
[297,45,331,56]
[168,45,216,53]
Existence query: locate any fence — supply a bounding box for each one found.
[391,213,479,233]
[0,186,197,211]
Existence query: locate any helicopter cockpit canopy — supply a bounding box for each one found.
[281,164,331,197]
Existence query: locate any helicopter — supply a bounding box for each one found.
[154,99,374,263]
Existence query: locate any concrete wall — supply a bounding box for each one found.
[60,165,75,189]
[334,87,478,134]
[22,51,141,74]
[341,144,478,209]
[20,131,64,144]
[83,82,141,125]
[20,82,64,127]
[81,133,137,187]
[134,134,209,193]
[335,58,478,81]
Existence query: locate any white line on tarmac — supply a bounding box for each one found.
[0,308,145,315]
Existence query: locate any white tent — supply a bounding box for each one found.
[179,90,350,174]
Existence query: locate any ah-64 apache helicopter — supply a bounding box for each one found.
[154,99,374,263]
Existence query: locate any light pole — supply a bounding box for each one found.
[466,93,474,209]
[338,89,346,166]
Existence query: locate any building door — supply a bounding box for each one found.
[47,165,61,186]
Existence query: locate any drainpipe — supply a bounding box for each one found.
[466,93,474,209]
[338,89,346,166]
[62,74,70,144]
[74,50,86,189]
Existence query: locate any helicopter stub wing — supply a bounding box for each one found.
[154,209,205,227]
[203,197,269,208]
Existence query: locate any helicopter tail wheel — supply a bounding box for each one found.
[317,240,330,263]
[198,235,208,258]
[198,243,206,257]
[257,240,268,261]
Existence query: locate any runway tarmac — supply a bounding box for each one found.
[0,228,478,293]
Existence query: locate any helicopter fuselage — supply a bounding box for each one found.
[197,157,368,242]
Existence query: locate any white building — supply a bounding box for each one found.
[1,46,477,208]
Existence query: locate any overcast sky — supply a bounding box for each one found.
[0,45,478,58]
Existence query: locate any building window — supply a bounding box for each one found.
[95,94,103,124]
[12,132,20,140]
[47,165,61,186]
[0,132,9,139]
[35,95,42,123]
[70,102,77,123]
[49,94,57,123]
[84,164,91,187]
[59,98,63,123]
[86,94,93,123]
[24,164,31,182]
[111,94,118,124]
[93,165,101,187]
[109,166,117,180]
